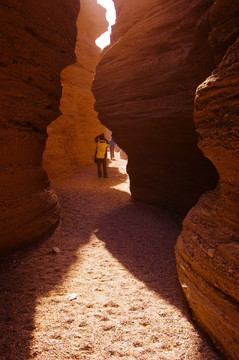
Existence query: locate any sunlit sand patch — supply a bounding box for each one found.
[30,232,214,360]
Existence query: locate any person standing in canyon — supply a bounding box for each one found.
[108,138,116,160]
[94,133,109,178]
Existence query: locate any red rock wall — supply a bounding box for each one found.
[175,1,239,358]
[92,0,219,215]
[0,0,80,254]
[43,0,107,180]
[93,0,239,358]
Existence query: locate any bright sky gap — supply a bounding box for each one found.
[96,0,116,49]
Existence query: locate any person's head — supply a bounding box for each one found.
[99,134,104,140]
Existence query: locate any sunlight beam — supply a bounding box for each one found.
[96,0,116,50]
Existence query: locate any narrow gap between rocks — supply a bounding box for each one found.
[0,1,225,360]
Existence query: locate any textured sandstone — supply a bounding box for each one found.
[176,2,239,358]
[1,0,238,358]
[93,0,239,358]
[0,0,80,253]
[43,0,107,180]
[93,0,219,215]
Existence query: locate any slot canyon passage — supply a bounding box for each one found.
[0,0,238,360]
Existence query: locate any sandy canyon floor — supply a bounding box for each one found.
[0,155,225,360]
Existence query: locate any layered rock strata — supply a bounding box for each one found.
[93,0,239,358]
[43,0,107,180]
[176,1,239,358]
[92,0,219,215]
[0,0,80,253]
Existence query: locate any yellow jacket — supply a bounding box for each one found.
[96,140,108,158]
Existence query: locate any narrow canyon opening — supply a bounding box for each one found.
[43,0,219,215]
[43,0,116,182]
[95,0,116,50]
[42,0,128,186]
[0,0,238,359]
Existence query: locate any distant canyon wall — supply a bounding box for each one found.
[93,0,239,358]
[43,0,107,181]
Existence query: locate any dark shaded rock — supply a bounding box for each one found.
[92,0,219,215]
[0,0,80,253]
[176,2,239,357]
[93,0,239,358]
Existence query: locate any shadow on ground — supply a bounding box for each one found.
[0,164,127,359]
[0,163,221,359]
[94,201,184,306]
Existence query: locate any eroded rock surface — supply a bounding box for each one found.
[92,0,219,215]
[43,0,107,180]
[93,0,239,358]
[176,2,239,358]
[0,0,80,253]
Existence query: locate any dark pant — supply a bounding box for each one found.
[110,147,115,159]
[97,158,108,177]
